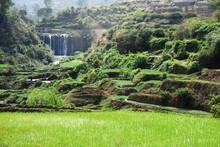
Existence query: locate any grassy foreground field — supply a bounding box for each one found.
[0,111,220,147]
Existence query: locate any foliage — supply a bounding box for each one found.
[159,60,187,74]
[150,38,168,51]
[198,30,220,68]
[37,8,52,18]
[209,0,220,9]
[175,88,193,108]
[26,88,70,107]
[173,19,218,40]
[103,49,122,68]
[209,95,220,117]
[152,28,165,38]
[44,0,52,8]
[160,90,171,104]
[212,11,220,22]
[83,69,109,83]
[0,3,53,67]
[75,0,87,7]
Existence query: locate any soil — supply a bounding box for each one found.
[199,69,220,82]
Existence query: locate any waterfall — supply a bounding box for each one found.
[62,34,68,56]
[40,33,91,56]
[49,34,52,49]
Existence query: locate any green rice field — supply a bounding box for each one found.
[0,111,219,146]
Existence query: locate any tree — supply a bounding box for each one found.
[209,0,220,8]
[213,11,220,22]
[75,0,87,7]
[37,8,52,18]
[44,0,52,8]
[0,0,14,45]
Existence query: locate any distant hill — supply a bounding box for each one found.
[12,0,118,13]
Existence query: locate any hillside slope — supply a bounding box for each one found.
[0,0,53,69]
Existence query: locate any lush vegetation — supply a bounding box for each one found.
[0,0,53,68]
[1,0,220,119]
[0,111,220,146]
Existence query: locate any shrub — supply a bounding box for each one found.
[152,28,165,38]
[210,105,220,117]
[175,49,189,60]
[160,60,187,74]
[165,41,173,50]
[213,11,220,22]
[198,31,220,68]
[160,90,171,105]
[186,12,197,18]
[188,61,200,73]
[172,40,185,54]
[209,95,220,117]
[161,53,172,61]
[175,88,193,108]
[150,38,168,51]
[0,91,10,99]
[185,39,201,53]
[104,41,117,50]
[209,95,220,106]
[103,49,122,69]
[83,69,109,83]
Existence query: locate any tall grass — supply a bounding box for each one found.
[26,88,70,108]
[0,111,219,146]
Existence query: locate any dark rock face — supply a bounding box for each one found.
[40,33,91,56]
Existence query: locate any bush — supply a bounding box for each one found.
[160,90,171,105]
[104,41,117,50]
[103,49,122,69]
[83,69,109,83]
[175,49,189,60]
[0,91,10,99]
[188,61,200,73]
[209,95,220,117]
[185,39,201,53]
[119,53,149,69]
[209,95,220,106]
[160,60,187,74]
[150,38,168,51]
[198,31,220,68]
[152,28,165,38]
[210,105,220,117]
[165,41,173,50]
[175,88,193,108]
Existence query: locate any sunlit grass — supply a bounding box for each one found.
[114,80,134,87]
[144,80,162,84]
[0,111,220,146]
[60,60,83,68]
[109,95,128,100]
[142,69,163,75]
[0,64,8,68]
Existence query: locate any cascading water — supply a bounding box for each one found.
[40,33,91,56]
[62,34,68,56]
